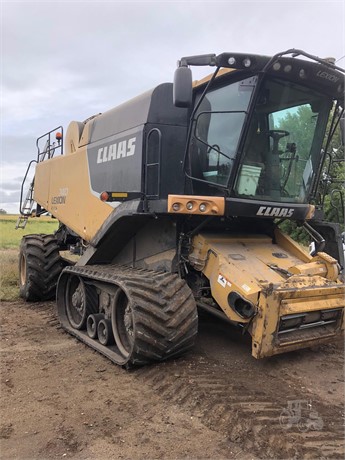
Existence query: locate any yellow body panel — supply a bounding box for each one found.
[280,295,344,315]
[189,230,345,358]
[193,68,235,88]
[34,148,113,242]
[252,280,344,358]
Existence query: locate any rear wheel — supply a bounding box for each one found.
[19,234,65,301]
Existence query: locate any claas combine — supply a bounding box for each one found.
[17,49,345,367]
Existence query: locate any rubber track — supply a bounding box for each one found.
[19,234,65,301]
[136,356,345,459]
[57,265,198,367]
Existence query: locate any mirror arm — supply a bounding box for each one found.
[178,54,217,68]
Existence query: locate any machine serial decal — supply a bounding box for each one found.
[316,70,339,83]
[97,137,136,164]
[256,206,294,217]
[51,188,68,205]
[51,196,66,204]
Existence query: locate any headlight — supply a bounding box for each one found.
[186,201,193,210]
[243,58,251,68]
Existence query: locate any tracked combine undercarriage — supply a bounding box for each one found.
[56,265,198,367]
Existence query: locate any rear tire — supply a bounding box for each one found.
[19,234,65,301]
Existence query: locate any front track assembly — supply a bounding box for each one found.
[57,265,198,367]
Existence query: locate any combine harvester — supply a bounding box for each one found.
[17,49,344,367]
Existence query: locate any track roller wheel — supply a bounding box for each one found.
[87,314,104,339]
[111,289,134,358]
[98,319,114,346]
[111,274,198,366]
[65,276,97,330]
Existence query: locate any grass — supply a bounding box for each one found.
[0,214,58,249]
[0,215,59,301]
[0,249,20,301]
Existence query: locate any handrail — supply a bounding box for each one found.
[18,160,37,216]
[145,128,162,198]
[36,126,63,161]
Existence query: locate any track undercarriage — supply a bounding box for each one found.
[56,265,198,367]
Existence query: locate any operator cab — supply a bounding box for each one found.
[176,50,344,209]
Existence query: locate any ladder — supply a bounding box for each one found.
[15,127,63,230]
[15,161,37,229]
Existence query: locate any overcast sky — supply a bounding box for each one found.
[1,0,344,213]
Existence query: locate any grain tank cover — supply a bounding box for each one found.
[89,83,188,143]
[86,83,188,199]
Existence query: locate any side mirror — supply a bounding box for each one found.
[173,66,192,108]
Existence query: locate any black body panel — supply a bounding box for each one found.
[225,198,312,220]
[86,83,188,200]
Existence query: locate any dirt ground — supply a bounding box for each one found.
[1,300,344,460]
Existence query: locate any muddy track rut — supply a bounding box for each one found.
[1,301,344,459]
[136,352,344,459]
